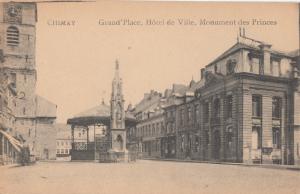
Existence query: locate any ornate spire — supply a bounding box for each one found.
[114,59,120,80]
[110,59,125,129]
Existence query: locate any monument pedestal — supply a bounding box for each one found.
[108,149,128,162]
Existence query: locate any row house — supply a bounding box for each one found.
[0,69,23,165]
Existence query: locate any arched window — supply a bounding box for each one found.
[116,135,123,150]
[7,26,19,46]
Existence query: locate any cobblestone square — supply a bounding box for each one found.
[0,161,299,194]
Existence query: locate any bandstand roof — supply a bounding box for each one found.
[67,102,136,127]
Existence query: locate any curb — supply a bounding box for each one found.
[143,158,300,171]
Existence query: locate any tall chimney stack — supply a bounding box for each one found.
[259,43,272,75]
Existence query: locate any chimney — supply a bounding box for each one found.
[200,68,205,80]
[259,43,272,75]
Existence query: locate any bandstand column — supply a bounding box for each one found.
[71,125,75,149]
[86,126,89,143]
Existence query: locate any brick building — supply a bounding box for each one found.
[130,90,164,158]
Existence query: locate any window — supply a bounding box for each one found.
[272,97,281,119]
[28,128,31,137]
[187,107,192,123]
[152,124,155,136]
[226,95,233,119]
[195,105,200,123]
[214,64,218,73]
[56,149,59,154]
[272,128,280,149]
[214,98,220,119]
[203,102,209,123]
[180,109,184,126]
[180,134,185,152]
[23,107,26,115]
[226,127,233,148]
[252,95,262,118]
[194,137,200,152]
[271,60,281,76]
[7,26,19,46]
[250,58,261,74]
[252,127,262,149]
[204,130,209,147]
[226,59,236,75]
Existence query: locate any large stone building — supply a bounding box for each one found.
[191,33,299,165]
[130,32,300,165]
[0,2,57,164]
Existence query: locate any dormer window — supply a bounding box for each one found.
[271,60,281,77]
[7,26,19,46]
[250,57,261,74]
[214,65,218,73]
[226,59,236,75]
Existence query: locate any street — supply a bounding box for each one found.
[0,160,299,194]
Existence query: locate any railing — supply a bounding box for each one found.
[72,142,95,151]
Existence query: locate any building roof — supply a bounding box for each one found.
[74,102,135,120]
[35,95,57,118]
[56,123,71,139]
[67,101,136,127]
[207,38,294,68]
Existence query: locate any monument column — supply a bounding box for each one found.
[109,60,128,162]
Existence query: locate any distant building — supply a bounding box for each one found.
[56,124,72,161]
[35,96,57,160]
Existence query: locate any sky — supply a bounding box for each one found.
[32,1,299,123]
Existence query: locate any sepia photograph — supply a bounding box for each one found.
[0,1,299,194]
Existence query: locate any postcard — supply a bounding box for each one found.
[0,1,299,194]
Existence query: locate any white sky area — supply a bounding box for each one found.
[31,2,299,123]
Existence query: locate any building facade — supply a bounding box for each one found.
[176,36,299,164]
[35,96,57,160]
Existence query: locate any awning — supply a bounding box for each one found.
[0,130,23,152]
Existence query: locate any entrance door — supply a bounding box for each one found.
[213,130,221,160]
[44,149,49,160]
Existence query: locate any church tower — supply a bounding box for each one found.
[0,2,37,151]
[109,60,127,155]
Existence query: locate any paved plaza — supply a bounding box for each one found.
[0,160,299,194]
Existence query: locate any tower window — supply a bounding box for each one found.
[6,26,19,46]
